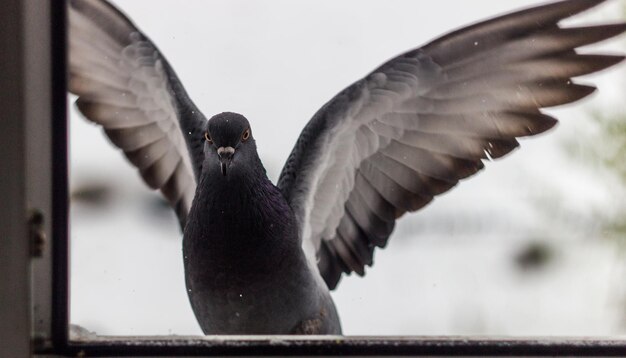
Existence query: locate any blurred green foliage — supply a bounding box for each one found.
[566,110,626,244]
[567,6,626,325]
[560,2,626,243]
[590,110,626,185]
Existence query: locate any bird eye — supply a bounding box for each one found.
[242,128,250,142]
[204,132,213,144]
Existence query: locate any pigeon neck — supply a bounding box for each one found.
[186,159,300,260]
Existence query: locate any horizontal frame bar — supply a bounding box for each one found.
[39,336,626,356]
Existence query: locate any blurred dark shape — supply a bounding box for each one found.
[515,241,553,271]
[71,182,112,207]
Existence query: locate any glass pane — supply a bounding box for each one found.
[69,0,626,336]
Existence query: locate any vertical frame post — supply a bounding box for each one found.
[0,0,30,356]
[0,0,63,356]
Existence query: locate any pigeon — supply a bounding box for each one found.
[68,0,625,334]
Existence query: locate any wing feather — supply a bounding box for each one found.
[104,123,171,151]
[359,160,431,213]
[69,0,207,228]
[419,0,608,65]
[277,0,625,289]
[399,112,558,138]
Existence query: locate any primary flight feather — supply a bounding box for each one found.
[68,0,625,334]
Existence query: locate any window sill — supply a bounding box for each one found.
[39,334,626,356]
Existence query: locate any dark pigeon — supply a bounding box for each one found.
[183,112,341,334]
[68,0,625,334]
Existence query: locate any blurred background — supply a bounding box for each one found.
[69,0,626,336]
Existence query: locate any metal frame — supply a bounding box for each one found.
[0,0,58,356]
[0,0,619,356]
[51,0,71,353]
[0,0,32,356]
[50,336,626,357]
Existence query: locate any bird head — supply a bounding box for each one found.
[203,112,257,177]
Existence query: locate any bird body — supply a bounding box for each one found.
[182,113,341,334]
[68,0,625,334]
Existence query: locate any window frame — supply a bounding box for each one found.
[49,336,626,356]
[4,0,621,356]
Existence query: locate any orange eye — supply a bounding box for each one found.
[204,132,213,144]
[242,128,250,142]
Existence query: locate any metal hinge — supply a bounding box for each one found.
[29,209,46,258]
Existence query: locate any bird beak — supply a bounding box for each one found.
[217,146,235,176]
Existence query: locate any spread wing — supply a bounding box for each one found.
[68,0,207,228]
[277,0,626,289]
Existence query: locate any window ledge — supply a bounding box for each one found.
[45,333,626,356]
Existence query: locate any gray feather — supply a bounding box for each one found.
[278,0,625,290]
[69,0,208,228]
